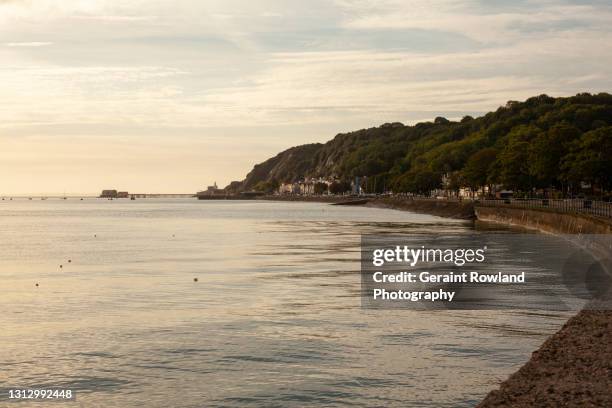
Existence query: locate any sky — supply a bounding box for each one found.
[1,0,611,195]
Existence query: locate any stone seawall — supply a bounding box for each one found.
[474,206,612,234]
[263,195,612,234]
[368,197,611,234]
[367,197,476,220]
[477,308,612,408]
[261,195,350,204]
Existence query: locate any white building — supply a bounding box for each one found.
[278,178,336,195]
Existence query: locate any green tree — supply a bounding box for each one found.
[329,181,351,194]
[528,124,579,189]
[561,126,612,192]
[446,171,464,197]
[498,125,541,191]
[395,169,441,195]
[462,148,497,193]
[313,182,328,195]
[253,180,279,193]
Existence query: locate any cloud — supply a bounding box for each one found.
[251,27,480,53]
[338,0,612,44]
[70,15,157,22]
[260,11,283,18]
[5,41,53,47]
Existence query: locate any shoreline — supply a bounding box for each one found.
[264,195,612,407]
[477,308,612,407]
[262,195,477,219]
[364,196,476,220]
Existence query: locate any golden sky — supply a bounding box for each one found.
[1,0,612,194]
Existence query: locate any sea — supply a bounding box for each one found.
[0,199,572,407]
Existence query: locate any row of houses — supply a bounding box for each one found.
[196,176,516,199]
[433,187,513,199]
[276,175,514,199]
[277,177,362,195]
[279,178,330,195]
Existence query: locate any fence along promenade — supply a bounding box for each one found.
[387,194,612,219]
[475,198,612,219]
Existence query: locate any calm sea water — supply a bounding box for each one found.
[0,199,571,407]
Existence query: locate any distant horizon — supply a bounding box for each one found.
[1,193,196,197]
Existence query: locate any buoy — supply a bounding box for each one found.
[193,278,198,282]
[68,259,71,263]
[59,265,63,268]
[35,283,39,287]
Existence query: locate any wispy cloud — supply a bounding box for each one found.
[6,41,53,47]
[71,15,157,22]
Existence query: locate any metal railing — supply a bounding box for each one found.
[385,194,612,219]
[475,198,612,219]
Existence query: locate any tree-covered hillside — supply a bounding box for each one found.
[236,93,612,196]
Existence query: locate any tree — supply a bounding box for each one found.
[395,169,441,195]
[498,125,541,191]
[329,181,351,194]
[446,171,464,197]
[462,148,497,193]
[314,182,328,195]
[561,126,612,192]
[253,180,279,193]
[528,124,579,189]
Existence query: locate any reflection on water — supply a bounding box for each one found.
[0,199,571,407]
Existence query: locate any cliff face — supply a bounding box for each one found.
[232,93,612,193]
[238,122,413,190]
[241,144,322,190]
